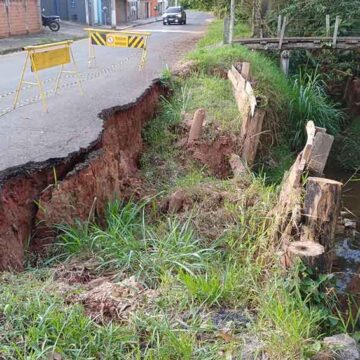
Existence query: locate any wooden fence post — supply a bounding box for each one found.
[333,16,340,47]
[277,15,282,37]
[278,16,287,50]
[326,14,330,37]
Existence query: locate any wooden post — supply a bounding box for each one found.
[278,16,287,50]
[301,177,343,271]
[188,109,206,143]
[280,50,290,76]
[229,154,246,177]
[229,0,235,43]
[224,16,230,44]
[277,15,282,37]
[326,14,330,37]
[333,16,340,47]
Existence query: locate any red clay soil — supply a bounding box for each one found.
[0,81,165,271]
[189,134,239,178]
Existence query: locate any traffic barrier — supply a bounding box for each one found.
[13,40,82,112]
[85,28,151,70]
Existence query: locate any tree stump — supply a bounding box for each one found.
[284,241,325,269]
[301,177,343,271]
[188,108,206,143]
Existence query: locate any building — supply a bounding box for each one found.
[41,0,161,26]
[41,0,87,23]
[0,0,42,38]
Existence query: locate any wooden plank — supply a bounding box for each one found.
[278,16,287,50]
[241,62,251,81]
[308,133,334,175]
[241,109,266,165]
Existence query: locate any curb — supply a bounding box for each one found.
[0,18,161,56]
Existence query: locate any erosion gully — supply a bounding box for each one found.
[0,80,166,271]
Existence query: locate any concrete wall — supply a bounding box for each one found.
[0,0,42,38]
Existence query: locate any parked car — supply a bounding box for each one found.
[162,7,186,25]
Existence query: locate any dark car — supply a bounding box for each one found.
[162,6,186,25]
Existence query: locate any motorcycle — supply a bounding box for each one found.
[42,14,61,32]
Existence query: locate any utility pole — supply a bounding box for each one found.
[111,0,116,28]
[229,0,235,44]
[84,0,90,25]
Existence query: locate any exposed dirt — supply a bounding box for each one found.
[189,134,238,178]
[0,81,166,271]
[68,276,157,324]
[177,118,240,179]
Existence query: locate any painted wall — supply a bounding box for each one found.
[0,0,42,38]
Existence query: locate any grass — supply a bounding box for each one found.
[0,17,355,360]
[289,70,345,149]
[196,19,251,48]
[0,271,139,359]
[51,201,214,287]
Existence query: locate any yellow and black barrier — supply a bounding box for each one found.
[13,40,83,112]
[85,28,151,70]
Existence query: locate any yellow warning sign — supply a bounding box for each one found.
[30,46,70,72]
[85,28,151,70]
[13,40,82,112]
[106,33,128,47]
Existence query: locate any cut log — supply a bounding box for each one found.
[283,240,325,268]
[229,153,246,177]
[187,108,206,143]
[301,177,343,270]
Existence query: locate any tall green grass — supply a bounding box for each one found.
[52,201,214,287]
[289,70,344,149]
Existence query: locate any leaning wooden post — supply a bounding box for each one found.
[301,177,343,271]
[278,16,287,50]
[277,15,282,37]
[333,16,340,47]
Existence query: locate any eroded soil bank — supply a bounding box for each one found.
[0,81,166,271]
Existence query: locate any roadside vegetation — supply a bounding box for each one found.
[0,14,358,360]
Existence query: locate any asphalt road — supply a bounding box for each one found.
[0,11,212,172]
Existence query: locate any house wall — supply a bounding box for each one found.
[0,0,42,38]
[116,0,126,23]
[41,0,68,20]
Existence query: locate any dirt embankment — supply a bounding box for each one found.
[0,81,166,271]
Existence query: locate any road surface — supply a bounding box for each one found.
[0,11,211,172]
